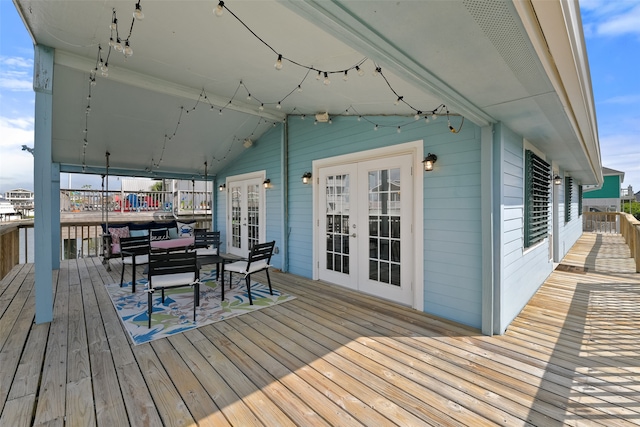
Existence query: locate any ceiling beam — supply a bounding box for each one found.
[55,50,286,123]
[278,0,494,126]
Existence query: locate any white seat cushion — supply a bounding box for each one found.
[150,272,197,289]
[196,247,218,256]
[225,259,270,275]
[122,254,149,265]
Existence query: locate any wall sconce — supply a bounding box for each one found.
[219,183,226,191]
[553,175,562,185]
[422,153,437,171]
[302,172,312,184]
[263,179,271,189]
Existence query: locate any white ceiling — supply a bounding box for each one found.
[15,0,600,183]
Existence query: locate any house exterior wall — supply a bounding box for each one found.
[215,124,284,270]
[493,123,554,334]
[556,177,583,259]
[215,117,585,333]
[583,175,621,199]
[217,115,485,328]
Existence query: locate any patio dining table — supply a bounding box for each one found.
[150,236,194,252]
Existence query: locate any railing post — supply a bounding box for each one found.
[635,225,640,273]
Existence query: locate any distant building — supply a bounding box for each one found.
[582,167,625,212]
[0,195,16,220]
[4,188,34,216]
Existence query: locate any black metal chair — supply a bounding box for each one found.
[223,241,275,304]
[119,234,151,292]
[192,230,222,278]
[146,250,200,328]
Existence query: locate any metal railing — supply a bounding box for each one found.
[60,188,212,216]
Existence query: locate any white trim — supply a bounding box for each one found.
[224,170,267,257]
[311,140,424,311]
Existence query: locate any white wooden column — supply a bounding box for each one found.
[33,44,55,324]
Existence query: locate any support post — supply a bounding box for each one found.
[33,44,55,324]
[51,162,61,268]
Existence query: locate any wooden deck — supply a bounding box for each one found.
[1,233,640,426]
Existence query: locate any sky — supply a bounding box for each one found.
[1,0,639,195]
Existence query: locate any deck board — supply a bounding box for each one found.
[1,232,640,425]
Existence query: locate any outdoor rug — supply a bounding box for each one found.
[105,269,296,345]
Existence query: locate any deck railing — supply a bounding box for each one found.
[0,223,21,279]
[620,212,640,273]
[60,188,212,216]
[0,217,214,281]
[582,211,619,234]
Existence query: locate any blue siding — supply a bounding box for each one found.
[495,123,554,333]
[287,115,483,328]
[557,174,583,259]
[215,125,284,269]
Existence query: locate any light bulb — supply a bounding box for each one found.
[357,116,362,122]
[108,37,115,48]
[356,65,365,77]
[276,102,282,110]
[123,41,133,57]
[110,20,117,30]
[259,104,264,111]
[214,1,224,16]
[343,71,348,81]
[297,85,303,93]
[314,120,318,125]
[83,128,88,133]
[424,116,429,123]
[101,62,108,73]
[373,67,381,76]
[316,71,321,80]
[432,113,437,120]
[414,111,421,120]
[133,3,144,20]
[274,54,283,70]
[219,109,223,115]
[397,126,401,133]
[246,93,251,100]
[323,72,331,85]
[374,124,378,131]
[87,94,91,100]
[301,115,305,120]
[90,78,96,87]
[101,70,108,77]
[114,38,123,52]
[394,96,402,106]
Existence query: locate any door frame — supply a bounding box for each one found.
[311,140,424,311]
[224,170,267,258]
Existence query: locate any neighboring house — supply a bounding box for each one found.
[583,167,625,212]
[4,189,34,217]
[0,196,16,220]
[636,191,640,203]
[17,0,601,335]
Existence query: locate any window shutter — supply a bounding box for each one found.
[565,177,573,222]
[524,150,551,247]
[578,185,583,216]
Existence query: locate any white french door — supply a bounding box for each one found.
[318,154,414,305]
[226,175,265,258]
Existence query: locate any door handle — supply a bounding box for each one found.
[351,233,356,238]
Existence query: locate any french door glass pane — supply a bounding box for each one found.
[247,184,259,250]
[325,174,350,273]
[231,186,241,249]
[368,168,401,286]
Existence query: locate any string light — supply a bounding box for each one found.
[343,71,348,81]
[214,1,225,17]
[133,1,144,20]
[274,54,283,70]
[356,65,365,77]
[323,72,331,85]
